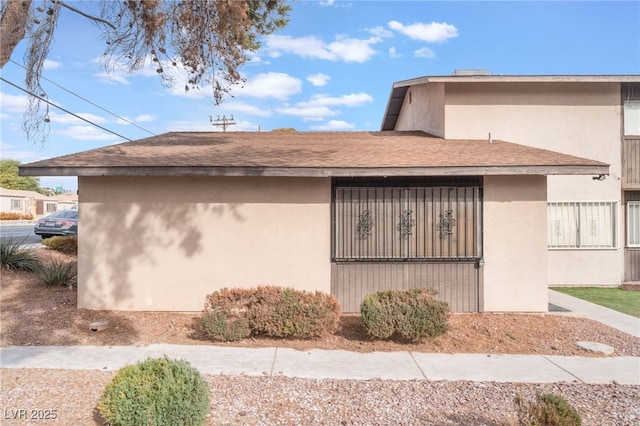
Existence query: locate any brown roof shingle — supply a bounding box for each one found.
[19,131,608,177]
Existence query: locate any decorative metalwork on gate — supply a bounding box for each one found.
[437,209,456,239]
[333,185,481,261]
[356,210,375,240]
[397,210,416,239]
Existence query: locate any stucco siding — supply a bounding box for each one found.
[443,82,624,286]
[78,176,332,311]
[483,175,548,312]
[548,249,623,286]
[443,82,622,182]
[396,83,445,137]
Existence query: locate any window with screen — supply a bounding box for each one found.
[628,201,640,248]
[548,201,616,249]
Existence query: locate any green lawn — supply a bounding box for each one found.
[551,287,640,318]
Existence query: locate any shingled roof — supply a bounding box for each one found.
[19,131,608,178]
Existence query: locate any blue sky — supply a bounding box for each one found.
[1,0,639,191]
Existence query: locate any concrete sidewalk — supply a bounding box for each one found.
[1,344,639,384]
[1,290,639,384]
[548,289,640,338]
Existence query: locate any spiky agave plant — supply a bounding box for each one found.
[0,238,39,271]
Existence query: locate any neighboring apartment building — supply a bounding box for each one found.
[382,73,640,285]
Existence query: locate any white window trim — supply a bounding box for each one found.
[547,201,618,250]
[10,198,22,210]
[628,201,640,248]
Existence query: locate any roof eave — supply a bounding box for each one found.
[19,164,610,178]
[392,74,640,88]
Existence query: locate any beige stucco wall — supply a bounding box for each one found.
[395,82,445,137]
[400,81,623,286]
[78,176,332,311]
[483,175,549,312]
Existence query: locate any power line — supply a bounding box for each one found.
[0,77,133,142]
[9,59,156,137]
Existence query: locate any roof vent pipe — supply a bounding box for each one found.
[451,69,490,76]
[489,132,492,143]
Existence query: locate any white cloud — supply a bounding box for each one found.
[300,93,373,108]
[56,125,122,141]
[389,47,400,58]
[48,111,108,125]
[369,26,394,39]
[414,47,436,59]
[319,0,336,6]
[93,54,171,85]
[388,20,458,43]
[43,59,62,70]
[275,92,373,121]
[222,101,272,117]
[246,51,267,65]
[135,114,156,123]
[263,34,381,63]
[238,72,302,100]
[311,120,355,130]
[276,105,337,120]
[307,73,330,87]
[94,70,132,85]
[0,141,42,162]
[0,92,29,113]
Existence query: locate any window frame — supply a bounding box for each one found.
[10,198,22,210]
[547,201,617,250]
[627,201,640,248]
[623,100,640,137]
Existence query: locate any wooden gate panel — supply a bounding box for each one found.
[331,262,480,313]
[624,250,640,282]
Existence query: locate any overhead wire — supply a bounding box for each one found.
[1,77,133,142]
[9,59,156,137]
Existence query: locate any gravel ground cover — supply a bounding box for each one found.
[1,369,639,425]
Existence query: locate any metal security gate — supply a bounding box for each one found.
[331,179,483,312]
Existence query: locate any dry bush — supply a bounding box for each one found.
[515,393,582,425]
[361,288,450,342]
[0,212,33,220]
[41,236,77,255]
[202,286,341,341]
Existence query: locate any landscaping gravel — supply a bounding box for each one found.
[1,369,638,425]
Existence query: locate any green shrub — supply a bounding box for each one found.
[97,357,210,426]
[201,308,251,341]
[36,256,77,288]
[41,236,77,255]
[248,287,342,338]
[515,393,582,426]
[0,238,39,271]
[202,286,341,341]
[360,288,450,342]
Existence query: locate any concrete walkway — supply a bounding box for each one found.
[1,291,639,384]
[548,289,640,338]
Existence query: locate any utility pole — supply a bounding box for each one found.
[209,114,236,132]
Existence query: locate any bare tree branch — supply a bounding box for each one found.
[0,0,291,145]
[55,0,115,29]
